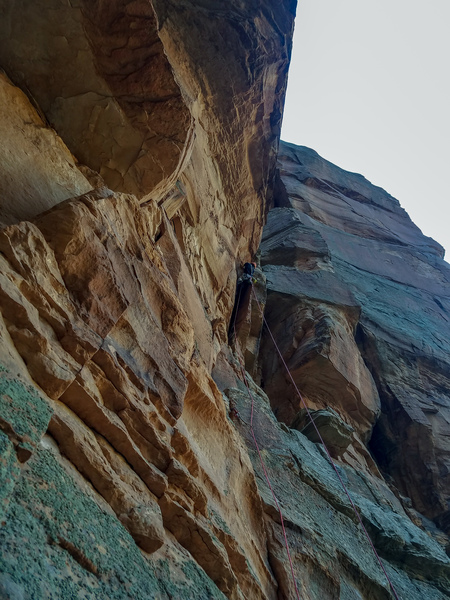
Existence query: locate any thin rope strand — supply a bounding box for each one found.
[252,288,400,600]
[236,355,302,600]
[232,280,302,599]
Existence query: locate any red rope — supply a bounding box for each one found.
[236,357,302,600]
[231,279,302,599]
[251,288,400,600]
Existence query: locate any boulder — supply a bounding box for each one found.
[291,407,354,457]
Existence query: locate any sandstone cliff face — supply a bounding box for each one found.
[0,0,190,199]
[0,2,449,600]
[261,142,450,530]
[0,72,92,225]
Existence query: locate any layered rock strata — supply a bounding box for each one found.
[0,1,296,598]
[260,142,450,535]
[0,0,190,198]
[0,2,449,600]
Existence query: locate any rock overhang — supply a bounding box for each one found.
[0,0,191,199]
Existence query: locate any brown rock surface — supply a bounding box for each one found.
[0,73,92,224]
[260,141,450,533]
[0,0,190,197]
[0,183,278,597]
[0,1,449,599]
[0,1,295,594]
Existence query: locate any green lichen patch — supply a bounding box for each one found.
[154,556,226,600]
[209,507,232,536]
[0,430,21,521]
[0,367,52,449]
[0,446,225,599]
[0,447,160,599]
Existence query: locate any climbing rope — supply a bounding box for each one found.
[231,272,302,599]
[251,287,401,600]
[235,353,302,600]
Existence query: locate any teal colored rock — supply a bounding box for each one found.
[0,430,20,522]
[0,366,52,520]
[0,444,226,600]
[261,141,450,533]
[0,367,52,459]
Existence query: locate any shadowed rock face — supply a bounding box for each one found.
[0,0,191,198]
[260,141,450,531]
[0,73,92,225]
[0,0,294,326]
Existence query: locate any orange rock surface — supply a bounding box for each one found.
[0,2,449,600]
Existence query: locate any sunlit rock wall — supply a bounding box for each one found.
[0,1,297,598]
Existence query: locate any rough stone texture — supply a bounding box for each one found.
[0,363,52,522]
[0,437,228,600]
[220,375,450,600]
[0,0,190,198]
[0,1,296,593]
[261,141,450,534]
[0,1,449,599]
[0,0,295,333]
[0,73,92,224]
[150,0,296,335]
[292,408,355,458]
[0,186,278,598]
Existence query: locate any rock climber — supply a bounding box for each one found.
[242,261,257,283]
[228,261,257,342]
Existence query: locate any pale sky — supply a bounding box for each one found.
[282,0,450,261]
